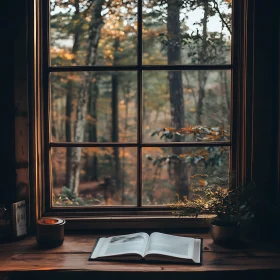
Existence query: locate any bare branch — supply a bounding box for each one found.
[212,0,232,35]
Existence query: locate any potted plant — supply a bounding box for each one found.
[206,187,242,246]
[169,177,256,247]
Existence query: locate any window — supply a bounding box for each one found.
[34,0,242,227]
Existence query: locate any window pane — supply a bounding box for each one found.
[50,71,137,142]
[52,147,137,206]
[50,0,137,66]
[142,0,232,65]
[142,146,229,205]
[142,70,231,142]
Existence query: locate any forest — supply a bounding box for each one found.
[50,0,232,207]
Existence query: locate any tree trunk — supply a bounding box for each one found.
[196,0,208,125]
[85,81,99,182]
[69,0,105,194]
[121,82,130,203]
[220,70,230,115]
[167,0,188,197]
[66,0,81,189]
[196,70,207,124]
[51,96,57,187]
[112,38,121,203]
[51,96,57,140]
[66,80,74,188]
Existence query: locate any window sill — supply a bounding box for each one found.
[42,214,216,230]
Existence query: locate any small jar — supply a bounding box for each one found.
[36,217,66,248]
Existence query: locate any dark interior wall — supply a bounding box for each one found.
[251,0,279,201]
[0,0,29,209]
[13,0,29,205]
[0,1,16,206]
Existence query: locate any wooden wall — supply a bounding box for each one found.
[0,0,29,217]
[14,0,29,205]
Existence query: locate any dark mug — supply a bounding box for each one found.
[36,217,66,248]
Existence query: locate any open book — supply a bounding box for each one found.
[89,232,202,264]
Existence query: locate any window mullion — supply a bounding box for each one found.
[137,0,143,207]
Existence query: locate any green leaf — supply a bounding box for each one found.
[159,157,167,163]
[167,132,174,139]
[170,155,180,161]
[151,131,158,137]
[153,159,159,166]
[145,154,153,161]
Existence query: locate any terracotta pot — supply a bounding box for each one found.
[210,222,240,247]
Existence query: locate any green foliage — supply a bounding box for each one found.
[147,146,226,169]
[169,174,258,226]
[156,0,232,65]
[151,125,230,141]
[54,186,85,206]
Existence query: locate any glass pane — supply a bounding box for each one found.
[50,0,137,66]
[52,147,137,206]
[142,70,231,142]
[142,146,230,205]
[50,71,137,142]
[143,0,232,65]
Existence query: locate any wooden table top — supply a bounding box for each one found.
[0,233,280,273]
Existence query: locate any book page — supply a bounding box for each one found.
[192,238,202,264]
[90,232,149,259]
[144,232,195,260]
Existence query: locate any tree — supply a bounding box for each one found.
[196,0,209,125]
[145,0,232,202]
[85,80,99,182]
[167,0,189,197]
[65,0,82,188]
[112,37,121,201]
[68,0,105,194]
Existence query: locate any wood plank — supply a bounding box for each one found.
[1,251,280,272]
[0,235,280,273]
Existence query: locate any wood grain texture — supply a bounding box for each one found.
[0,234,280,273]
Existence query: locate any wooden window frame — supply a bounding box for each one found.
[29,0,257,230]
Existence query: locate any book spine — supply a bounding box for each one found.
[200,238,203,265]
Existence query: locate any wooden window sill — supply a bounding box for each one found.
[42,214,216,230]
[1,233,280,275]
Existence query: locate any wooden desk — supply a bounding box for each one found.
[1,233,280,280]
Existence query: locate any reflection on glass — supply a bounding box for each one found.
[51,147,137,206]
[50,0,137,66]
[142,70,231,142]
[50,71,137,142]
[142,146,229,205]
[143,0,232,65]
